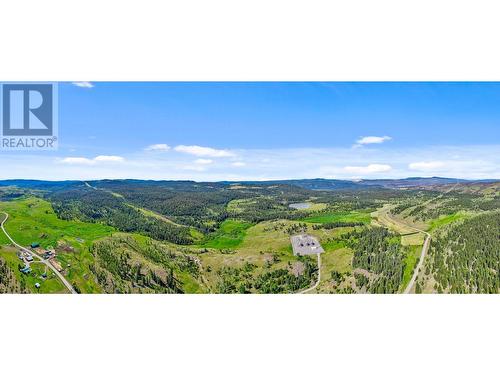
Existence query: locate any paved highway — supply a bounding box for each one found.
[404,232,430,294]
[378,181,459,294]
[403,181,460,293]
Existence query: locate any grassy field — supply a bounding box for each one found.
[0,197,207,293]
[302,211,372,224]
[198,219,294,278]
[428,212,469,232]
[0,213,9,245]
[372,205,426,234]
[400,245,421,292]
[0,197,115,293]
[322,247,353,276]
[0,245,67,293]
[401,232,425,246]
[317,246,354,293]
[198,220,296,291]
[202,219,253,249]
[197,217,358,292]
[322,239,346,251]
[0,197,115,248]
[0,196,423,294]
[290,202,328,211]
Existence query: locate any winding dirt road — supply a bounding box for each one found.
[299,253,321,294]
[0,212,77,294]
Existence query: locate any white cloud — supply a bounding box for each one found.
[174,145,235,158]
[2,144,496,181]
[409,161,446,171]
[194,158,213,165]
[145,144,171,152]
[182,165,207,172]
[356,136,392,145]
[72,82,94,88]
[94,155,125,162]
[59,157,95,165]
[59,155,124,165]
[344,164,393,174]
[231,162,246,167]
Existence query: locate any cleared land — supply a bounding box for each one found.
[1,179,495,294]
[428,212,470,232]
[0,197,115,293]
[202,219,253,249]
[302,211,372,224]
[291,234,324,256]
[400,245,421,292]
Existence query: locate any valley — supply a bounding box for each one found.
[0,178,498,294]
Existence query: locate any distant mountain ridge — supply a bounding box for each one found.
[0,177,497,191]
[223,177,496,190]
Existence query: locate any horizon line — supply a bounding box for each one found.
[0,176,496,184]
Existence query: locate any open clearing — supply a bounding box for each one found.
[428,212,470,232]
[290,202,328,211]
[372,205,425,234]
[0,245,67,293]
[400,245,421,292]
[316,247,354,293]
[202,219,253,249]
[0,197,115,248]
[321,247,353,276]
[401,232,425,246]
[0,197,115,293]
[302,211,372,224]
[198,218,356,290]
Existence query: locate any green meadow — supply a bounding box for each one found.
[0,197,115,248]
[428,212,469,232]
[400,245,421,292]
[0,245,67,293]
[202,219,253,249]
[301,211,372,224]
[0,197,115,293]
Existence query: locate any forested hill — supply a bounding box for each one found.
[1,176,499,294]
[50,187,197,245]
[238,177,471,190]
[0,177,496,192]
[0,180,82,191]
[427,212,500,294]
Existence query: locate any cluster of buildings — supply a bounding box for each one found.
[31,242,57,260]
[18,251,33,265]
[16,242,58,289]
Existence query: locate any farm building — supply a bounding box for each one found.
[43,250,54,259]
[31,242,40,249]
[290,234,324,256]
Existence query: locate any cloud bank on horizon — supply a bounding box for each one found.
[1,141,498,181]
[1,82,499,181]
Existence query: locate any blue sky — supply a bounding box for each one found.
[1,82,499,180]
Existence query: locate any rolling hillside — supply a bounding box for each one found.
[0,178,498,294]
